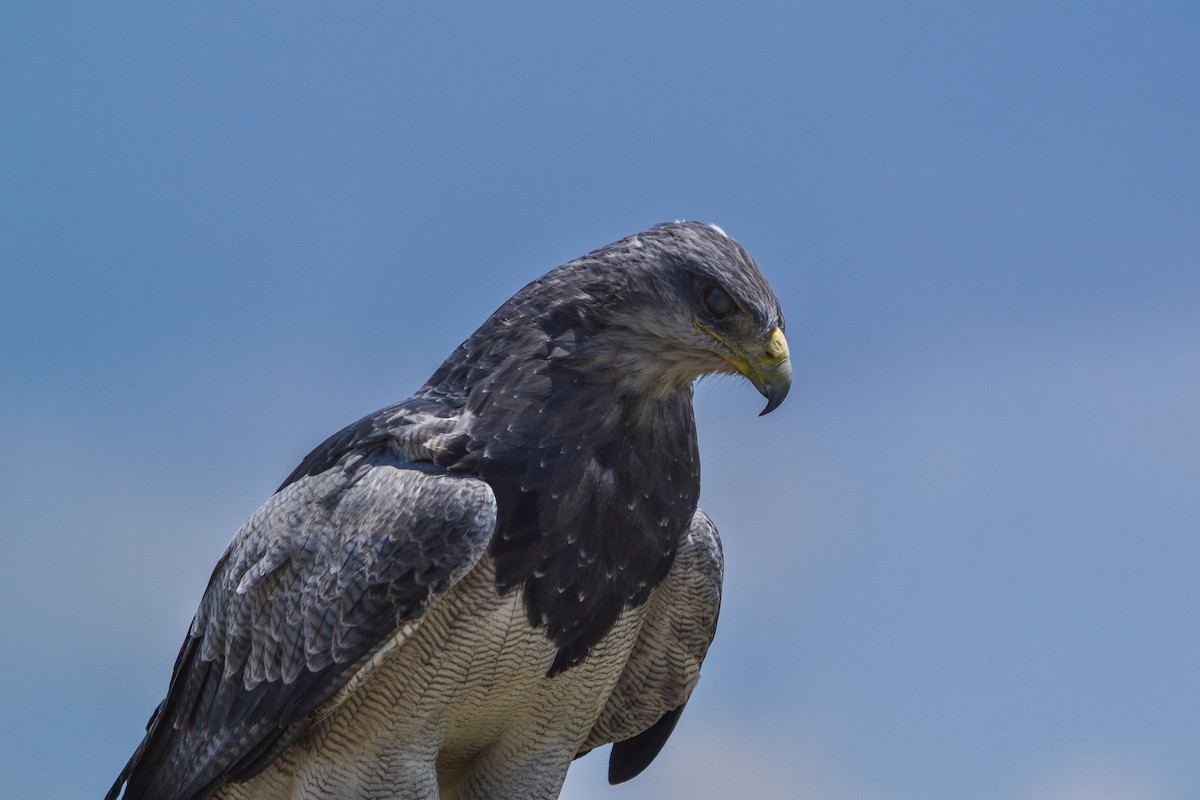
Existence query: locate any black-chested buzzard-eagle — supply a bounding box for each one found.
[107,221,791,800]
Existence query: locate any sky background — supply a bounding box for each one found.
[2,3,1198,799]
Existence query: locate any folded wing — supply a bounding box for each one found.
[107,451,496,800]
[580,508,723,783]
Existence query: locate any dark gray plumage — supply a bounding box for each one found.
[107,221,791,800]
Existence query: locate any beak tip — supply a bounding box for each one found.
[758,387,788,416]
[755,363,791,416]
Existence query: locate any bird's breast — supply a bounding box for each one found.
[297,556,646,775]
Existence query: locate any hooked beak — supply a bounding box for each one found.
[744,327,792,415]
[696,323,793,415]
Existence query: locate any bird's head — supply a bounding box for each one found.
[543,221,791,415]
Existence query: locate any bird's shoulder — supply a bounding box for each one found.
[277,395,467,491]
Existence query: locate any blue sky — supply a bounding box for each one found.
[2,3,1197,798]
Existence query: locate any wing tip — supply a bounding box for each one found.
[606,704,686,785]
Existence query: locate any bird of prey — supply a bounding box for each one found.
[107,221,791,800]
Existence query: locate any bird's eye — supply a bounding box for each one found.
[703,285,734,317]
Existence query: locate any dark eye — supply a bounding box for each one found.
[703,285,734,317]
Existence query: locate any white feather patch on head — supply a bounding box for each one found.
[707,223,729,239]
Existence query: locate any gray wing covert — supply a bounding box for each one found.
[582,508,724,783]
[107,452,496,800]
